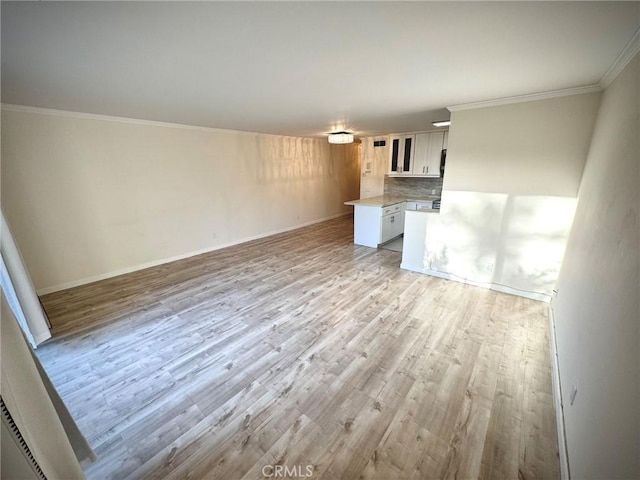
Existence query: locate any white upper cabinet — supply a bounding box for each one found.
[412,133,429,176]
[388,134,415,175]
[425,131,444,177]
[389,136,401,173]
[388,130,447,177]
[412,131,444,177]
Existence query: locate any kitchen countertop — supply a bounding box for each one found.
[344,194,441,207]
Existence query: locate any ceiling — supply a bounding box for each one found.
[2,2,639,138]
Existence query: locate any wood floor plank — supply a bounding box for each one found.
[37,215,559,479]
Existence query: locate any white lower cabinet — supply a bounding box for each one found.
[353,203,404,247]
[381,210,403,243]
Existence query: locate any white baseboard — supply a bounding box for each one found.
[33,330,52,346]
[400,263,551,303]
[399,262,425,274]
[401,263,491,289]
[37,212,351,295]
[548,306,571,480]
[490,283,551,303]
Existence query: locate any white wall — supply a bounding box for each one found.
[419,92,601,298]
[1,107,360,293]
[359,136,388,198]
[552,53,639,479]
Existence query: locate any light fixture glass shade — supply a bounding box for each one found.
[328,132,354,144]
[432,120,451,127]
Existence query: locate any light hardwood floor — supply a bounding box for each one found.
[38,215,559,480]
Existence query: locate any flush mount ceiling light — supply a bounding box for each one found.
[432,120,451,127]
[327,131,354,144]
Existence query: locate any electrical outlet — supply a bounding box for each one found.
[570,382,578,405]
[485,262,494,272]
[431,189,436,195]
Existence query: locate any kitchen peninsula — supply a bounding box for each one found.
[344,194,440,248]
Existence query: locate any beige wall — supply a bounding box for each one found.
[421,92,601,298]
[1,107,360,292]
[552,53,639,479]
[444,93,601,196]
[1,295,85,479]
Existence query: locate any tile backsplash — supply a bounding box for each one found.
[384,176,443,198]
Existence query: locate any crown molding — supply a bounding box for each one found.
[0,103,246,134]
[600,26,640,89]
[447,84,602,112]
[0,103,305,139]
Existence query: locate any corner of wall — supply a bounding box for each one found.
[548,303,571,480]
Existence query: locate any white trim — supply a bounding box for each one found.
[549,305,571,480]
[387,174,441,179]
[33,330,52,346]
[0,103,309,140]
[401,262,490,289]
[1,213,52,346]
[600,26,640,89]
[400,262,551,302]
[36,212,351,295]
[401,263,490,288]
[447,85,602,112]
[421,268,491,290]
[490,283,550,303]
[399,262,427,275]
[359,129,448,140]
[386,128,449,137]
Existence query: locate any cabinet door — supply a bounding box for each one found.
[389,135,402,173]
[401,135,415,173]
[389,135,415,174]
[381,213,402,243]
[425,131,444,177]
[391,212,403,237]
[412,133,429,175]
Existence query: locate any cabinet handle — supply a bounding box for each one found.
[391,216,394,223]
[422,166,425,173]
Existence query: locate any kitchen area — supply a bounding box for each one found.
[344,128,448,266]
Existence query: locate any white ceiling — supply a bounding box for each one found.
[2,2,639,138]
